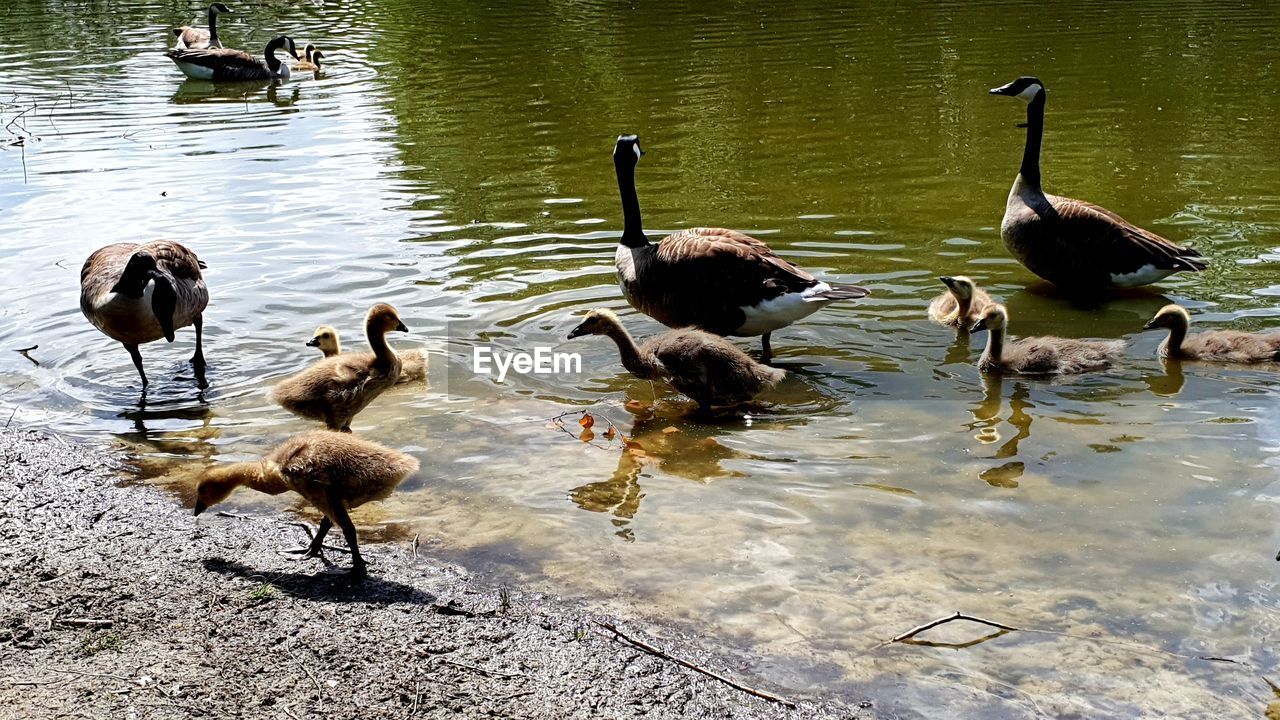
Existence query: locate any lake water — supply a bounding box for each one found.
[2,1,1279,716]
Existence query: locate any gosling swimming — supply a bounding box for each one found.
[1143,304,1280,363]
[568,308,784,411]
[194,430,419,578]
[270,304,407,431]
[928,276,994,330]
[970,304,1126,375]
[306,324,427,383]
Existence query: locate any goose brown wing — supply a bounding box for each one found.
[653,227,819,302]
[1049,196,1206,272]
[165,47,256,68]
[145,240,205,280]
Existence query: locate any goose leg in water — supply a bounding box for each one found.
[327,490,366,578]
[124,342,148,388]
[191,314,206,368]
[761,332,773,364]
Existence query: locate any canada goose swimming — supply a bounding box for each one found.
[79,241,209,388]
[969,304,1126,375]
[172,3,232,50]
[568,308,785,411]
[928,275,995,329]
[293,46,323,73]
[1143,304,1280,363]
[270,304,407,431]
[306,324,427,383]
[166,35,298,82]
[612,134,869,364]
[194,430,419,578]
[990,77,1205,290]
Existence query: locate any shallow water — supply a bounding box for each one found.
[3,0,1280,716]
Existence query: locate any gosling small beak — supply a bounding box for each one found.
[939,276,955,288]
[567,323,587,340]
[969,318,988,333]
[395,321,409,333]
[193,500,207,516]
[1142,320,1157,330]
[305,337,321,347]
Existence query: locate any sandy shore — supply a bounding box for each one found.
[0,427,875,719]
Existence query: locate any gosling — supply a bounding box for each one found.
[567,308,784,411]
[270,304,408,431]
[928,276,994,329]
[293,45,323,72]
[194,430,419,577]
[1144,304,1280,363]
[306,324,426,383]
[970,304,1126,375]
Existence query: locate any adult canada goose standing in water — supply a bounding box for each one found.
[166,35,298,82]
[172,3,232,50]
[612,134,869,363]
[969,304,1126,375]
[194,430,419,578]
[990,77,1205,290]
[568,309,785,411]
[1143,304,1280,363]
[80,241,209,388]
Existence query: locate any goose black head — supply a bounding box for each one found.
[990,76,1045,103]
[210,3,232,15]
[614,134,643,165]
[111,251,160,298]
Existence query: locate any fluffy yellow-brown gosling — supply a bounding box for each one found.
[305,324,426,383]
[79,240,209,388]
[568,308,785,411]
[970,304,1126,375]
[293,46,323,73]
[270,304,407,431]
[1143,304,1280,363]
[928,275,994,329]
[194,431,419,577]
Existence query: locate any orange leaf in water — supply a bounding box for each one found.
[579,428,595,443]
[579,413,595,429]
[624,400,650,414]
[700,438,721,449]
[662,426,680,434]
[621,436,647,457]
[603,426,617,440]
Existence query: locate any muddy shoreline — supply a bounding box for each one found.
[0,427,875,719]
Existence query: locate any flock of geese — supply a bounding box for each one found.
[73,21,1277,576]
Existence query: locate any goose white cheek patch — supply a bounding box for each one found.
[632,144,641,160]
[1017,84,1043,102]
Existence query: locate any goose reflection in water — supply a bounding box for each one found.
[968,375,1034,487]
[171,79,300,107]
[1144,357,1187,396]
[568,402,766,539]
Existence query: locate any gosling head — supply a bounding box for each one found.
[969,304,1009,334]
[1143,304,1191,331]
[367,303,409,334]
[302,43,316,62]
[613,134,643,167]
[939,275,977,301]
[567,308,621,340]
[310,49,324,70]
[990,76,1045,103]
[193,465,242,516]
[307,325,340,355]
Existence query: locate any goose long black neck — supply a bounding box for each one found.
[208,7,220,45]
[615,155,648,249]
[1019,91,1046,190]
[264,37,285,72]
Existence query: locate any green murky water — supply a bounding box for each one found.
[2,1,1280,716]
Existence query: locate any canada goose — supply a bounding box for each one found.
[928,276,995,329]
[568,308,785,411]
[306,324,427,383]
[990,77,1205,289]
[172,3,232,50]
[194,430,419,578]
[969,304,1126,375]
[79,241,209,388]
[1143,304,1280,363]
[612,134,869,363]
[270,304,407,431]
[293,46,323,73]
[166,35,298,82]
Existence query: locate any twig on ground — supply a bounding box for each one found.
[436,657,528,680]
[55,618,113,629]
[411,532,419,560]
[594,621,795,708]
[286,648,324,708]
[49,667,133,683]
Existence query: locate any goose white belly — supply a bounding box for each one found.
[174,61,216,80]
[733,283,829,336]
[1109,264,1176,288]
